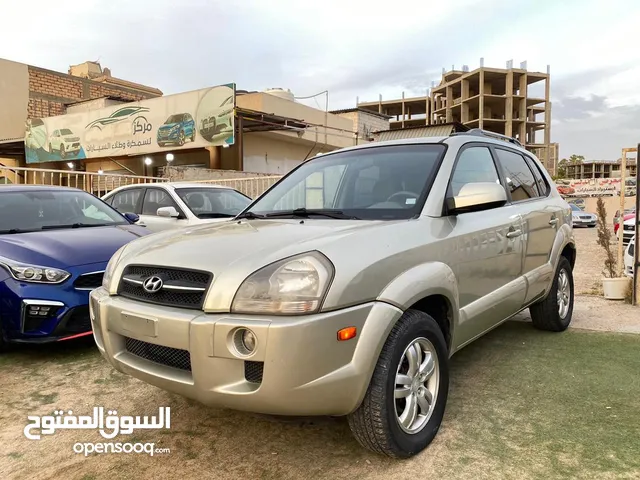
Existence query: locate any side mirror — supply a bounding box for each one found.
[446,182,507,215]
[123,212,140,223]
[157,206,180,218]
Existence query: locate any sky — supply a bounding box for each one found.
[1,0,640,160]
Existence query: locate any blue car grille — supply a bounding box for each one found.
[74,272,104,290]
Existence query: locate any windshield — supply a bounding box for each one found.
[176,188,251,218]
[165,115,183,124]
[245,144,446,220]
[0,190,129,233]
[570,204,582,212]
[60,129,73,136]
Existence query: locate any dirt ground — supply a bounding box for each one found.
[1,228,639,480]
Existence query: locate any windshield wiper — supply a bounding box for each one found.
[196,213,236,219]
[265,208,360,220]
[235,211,266,220]
[0,228,36,234]
[41,223,110,230]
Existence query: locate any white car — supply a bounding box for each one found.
[624,235,635,278]
[621,216,636,247]
[101,182,252,233]
[200,95,234,140]
[49,128,81,158]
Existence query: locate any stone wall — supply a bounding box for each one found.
[163,165,278,181]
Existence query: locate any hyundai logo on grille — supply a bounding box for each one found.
[142,276,164,293]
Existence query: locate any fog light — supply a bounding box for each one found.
[242,330,256,352]
[233,328,257,356]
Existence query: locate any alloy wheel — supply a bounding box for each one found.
[394,337,440,434]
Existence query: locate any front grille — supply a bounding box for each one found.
[579,216,591,220]
[118,265,211,309]
[125,337,191,371]
[624,224,634,231]
[74,272,104,290]
[244,361,264,383]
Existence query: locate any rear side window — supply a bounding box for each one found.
[524,156,550,196]
[450,146,501,196]
[110,188,142,213]
[495,149,540,201]
[142,188,180,216]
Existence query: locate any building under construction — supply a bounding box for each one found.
[358,61,553,173]
[565,159,638,180]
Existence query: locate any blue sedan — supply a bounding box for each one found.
[0,185,149,350]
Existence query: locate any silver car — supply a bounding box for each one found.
[91,130,576,458]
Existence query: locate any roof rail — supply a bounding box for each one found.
[452,128,522,147]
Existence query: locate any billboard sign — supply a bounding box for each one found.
[25,83,235,163]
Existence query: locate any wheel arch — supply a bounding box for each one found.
[376,262,459,354]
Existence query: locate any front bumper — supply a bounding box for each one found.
[0,263,105,343]
[157,129,181,142]
[90,288,402,416]
[572,218,596,227]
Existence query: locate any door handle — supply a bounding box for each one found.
[506,229,522,239]
[549,218,559,226]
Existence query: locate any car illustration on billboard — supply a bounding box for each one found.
[48,128,81,159]
[85,106,151,131]
[157,113,196,147]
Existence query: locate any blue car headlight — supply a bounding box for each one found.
[0,255,70,284]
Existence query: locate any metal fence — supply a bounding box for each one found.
[0,166,282,199]
[189,176,282,199]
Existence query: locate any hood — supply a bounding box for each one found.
[118,219,393,274]
[159,123,180,131]
[0,225,149,269]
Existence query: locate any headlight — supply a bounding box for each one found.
[231,252,334,315]
[102,246,126,291]
[0,255,70,284]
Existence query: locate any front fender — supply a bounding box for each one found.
[376,261,460,333]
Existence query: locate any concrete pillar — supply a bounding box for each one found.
[206,146,221,170]
[505,70,513,136]
[479,70,485,129]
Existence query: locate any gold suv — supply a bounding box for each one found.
[91,130,576,457]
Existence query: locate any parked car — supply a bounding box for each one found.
[614,208,635,230]
[101,182,252,233]
[621,215,636,247]
[556,185,575,196]
[157,113,196,147]
[48,128,81,159]
[567,198,585,210]
[624,235,635,278]
[569,203,596,227]
[91,131,576,458]
[0,185,149,352]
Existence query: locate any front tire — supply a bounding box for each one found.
[60,144,66,158]
[0,319,9,354]
[347,309,449,458]
[529,256,574,332]
[178,131,185,146]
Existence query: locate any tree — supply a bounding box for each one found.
[556,154,585,179]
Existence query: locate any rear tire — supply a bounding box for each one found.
[347,309,449,458]
[530,256,574,332]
